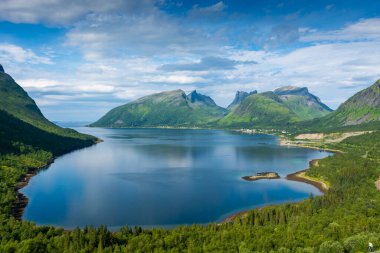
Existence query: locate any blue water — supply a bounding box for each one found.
[22,128,330,228]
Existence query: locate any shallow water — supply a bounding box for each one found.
[22,128,330,228]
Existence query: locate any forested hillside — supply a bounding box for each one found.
[0,67,99,251]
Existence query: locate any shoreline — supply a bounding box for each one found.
[11,158,55,220]
[14,128,335,228]
[278,138,343,153]
[221,157,331,223]
[286,170,328,193]
[10,139,102,221]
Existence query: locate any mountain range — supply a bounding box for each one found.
[218,86,333,128]
[91,84,336,129]
[1,63,379,133]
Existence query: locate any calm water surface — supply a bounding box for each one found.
[22,128,331,228]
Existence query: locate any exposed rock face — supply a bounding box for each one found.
[227,90,257,111]
[186,90,217,106]
[0,64,4,73]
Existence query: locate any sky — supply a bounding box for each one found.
[1,0,380,122]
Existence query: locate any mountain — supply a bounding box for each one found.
[227,90,257,111]
[0,65,97,155]
[302,79,380,131]
[90,89,227,127]
[0,65,57,132]
[218,92,300,128]
[218,86,331,128]
[274,86,332,120]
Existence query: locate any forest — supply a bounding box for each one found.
[0,126,379,252]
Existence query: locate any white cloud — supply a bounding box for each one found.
[188,1,227,18]
[18,78,60,89]
[301,18,380,42]
[78,84,115,93]
[155,75,206,84]
[66,12,215,58]
[0,44,51,64]
[0,0,156,25]
[7,15,380,120]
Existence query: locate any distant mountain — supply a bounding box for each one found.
[0,65,97,155]
[227,90,257,111]
[90,89,227,127]
[218,86,331,128]
[274,86,332,120]
[302,79,380,131]
[218,91,300,128]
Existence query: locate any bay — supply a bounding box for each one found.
[22,128,330,229]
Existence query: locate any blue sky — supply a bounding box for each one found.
[1,0,380,121]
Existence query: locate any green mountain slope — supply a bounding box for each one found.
[0,65,97,155]
[274,86,332,120]
[218,92,300,128]
[219,87,331,129]
[321,79,380,126]
[297,79,380,132]
[90,89,227,127]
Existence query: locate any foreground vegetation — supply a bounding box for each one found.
[0,128,379,252]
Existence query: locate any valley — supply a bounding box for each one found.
[0,66,379,252]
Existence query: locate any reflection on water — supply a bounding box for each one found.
[22,128,331,228]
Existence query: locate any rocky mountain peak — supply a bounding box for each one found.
[0,64,4,73]
[227,90,257,110]
[186,90,216,105]
[188,89,198,98]
[274,86,309,96]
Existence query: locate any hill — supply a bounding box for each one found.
[218,86,331,128]
[218,92,299,128]
[274,86,332,120]
[297,79,380,132]
[90,89,227,127]
[0,65,97,155]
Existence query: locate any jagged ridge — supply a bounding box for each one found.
[90,89,227,127]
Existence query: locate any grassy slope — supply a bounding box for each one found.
[280,95,331,120]
[91,90,226,127]
[218,92,300,128]
[333,79,380,125]
[295,80,380,133]
[0,72,96,141]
